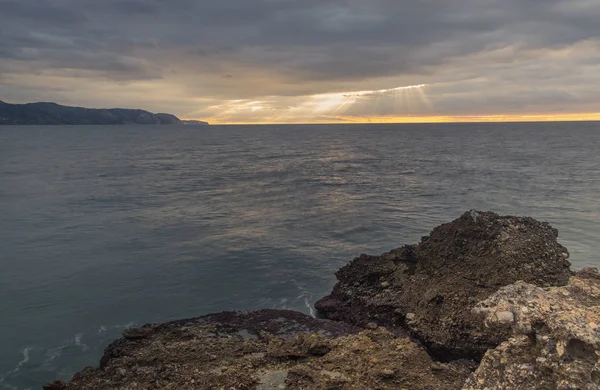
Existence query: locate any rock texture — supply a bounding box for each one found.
[315,211,572,360]
[61,310,470,390]
[464,267,600,389]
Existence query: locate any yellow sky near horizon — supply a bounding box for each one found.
[197,113,600,125]
[3,1,600,125]
[181,81,600,124]
[189,84,600,124]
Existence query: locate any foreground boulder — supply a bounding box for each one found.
[464,267,600,389]
[315,211,572,360]
[61,310,470,390]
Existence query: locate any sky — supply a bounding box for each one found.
[1,0,600,124]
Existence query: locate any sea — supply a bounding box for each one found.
[1,122,600,389]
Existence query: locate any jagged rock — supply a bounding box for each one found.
[122,327,153,341]
[62,310,470,390]
[283,329,471,390]
[463,268,600,390]
[316,211,572,360]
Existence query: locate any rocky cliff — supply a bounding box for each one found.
[44,211,599,390]
[0,101,195,125]
[315,211,572,361]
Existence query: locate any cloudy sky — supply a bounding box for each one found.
[1,0,600,123]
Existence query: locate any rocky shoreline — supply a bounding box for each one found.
[44,211,600,389]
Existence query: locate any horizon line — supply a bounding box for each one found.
[189,113,600,125]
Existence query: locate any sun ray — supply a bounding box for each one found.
[415,86,433,111]
[312,84,429,116]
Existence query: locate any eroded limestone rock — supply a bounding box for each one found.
[464,268,600,390]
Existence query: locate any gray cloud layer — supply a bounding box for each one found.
[1,0,600,121]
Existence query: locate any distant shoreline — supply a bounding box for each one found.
[0,100,208,126]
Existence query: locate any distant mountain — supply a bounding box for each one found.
[0,101,207,125]
[181,119,210,125]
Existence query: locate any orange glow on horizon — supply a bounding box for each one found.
[185,83,600,125]
[192,112,600,125]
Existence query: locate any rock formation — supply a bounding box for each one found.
[464,267,600,389]
[57,310,469,390]
[46,211,600,389]
[315,211,572,360]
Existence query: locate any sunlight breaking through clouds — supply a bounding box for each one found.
[196,84,434,123]
[312,84,429,114]
[3,0,600,123]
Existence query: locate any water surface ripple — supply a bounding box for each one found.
[1,123,599,387]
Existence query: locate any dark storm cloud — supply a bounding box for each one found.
[1,0,600,120]
[0,0,88,25]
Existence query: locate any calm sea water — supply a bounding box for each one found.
[1,123,600,388]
